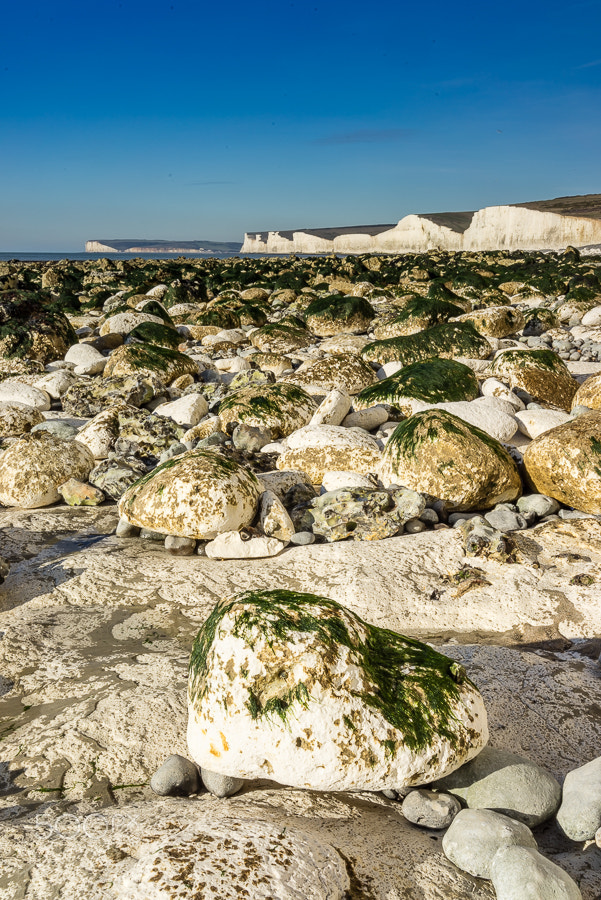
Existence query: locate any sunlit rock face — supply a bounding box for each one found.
[187,590,488,792]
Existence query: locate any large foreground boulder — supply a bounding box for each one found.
[523,411,601,514]
[379,410,522,511]
[187,590,488,791]
[0,432,94,507]
[118,449,261,538]
[354,358,479,415]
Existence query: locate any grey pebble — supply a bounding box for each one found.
[404,518,427,534]
[401,789,461,829]
[484,508,528,532]
[151,754,200,797]
[116,518,140,538]
[517,494,560,518]
[200,767,245,798]
[491,845,582,900]
[442,808,537,879]
[164,535,196,556]
[290,531,316,545]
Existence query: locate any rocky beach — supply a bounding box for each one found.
[1,248,601,898]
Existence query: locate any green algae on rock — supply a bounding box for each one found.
[305,294,375,337]
[379,409,522,511]
[523,411,601,514]
[126,320,181,350]
[0,289,77,363]
[187,589,488,791]
[354,358,479,415]
[103,342,199,384]
[490,349,579,410]
[373,295,466,339]
[283,352,377,395]
[219,382,315,439]
[118,448,261,538]
[361,321,491,367]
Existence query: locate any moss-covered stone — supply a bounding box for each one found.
[373,296,465,339]
[354,358,478,415]
[491,349,578,410]
[187,589,488,790]
[0,290,77,363]
[523,411,601,513]
[119,449,261,538]
[305,294,375,337]
[283,353,377,395]
[361,322,491,367]
[452,306,525,338]
[380,409,522,511]
[126,321,181,350]
[219,383,315,438]
[103,343,198,384]
[250,322,314,354]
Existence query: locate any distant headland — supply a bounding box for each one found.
[241,193,601,254]
[85,239,242,253]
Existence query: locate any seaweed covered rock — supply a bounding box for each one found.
[61,373,164,417]
[305,294,375,337]
[99,310,165,336]
[361,322,491,367]
[187,590,488,791]
[118,449,261,538]
[219,383,316,439]
[373,295,465,339]
[0,401,44,437]
[0,431,94,508]
[379,410,521,511]
[523,411,601,514]
[250,321,314,354]
[113,408,185,462]
[103,343,199,384]
[277,425,382,484]
[283,353,377,395]
[354,358,478,415]
[125,320,181,350]
[571,372,601,411]
[491,349,579,410]
[0,289,77,363]
[452,305,525,338]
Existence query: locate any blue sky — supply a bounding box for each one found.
[1,0,600,249]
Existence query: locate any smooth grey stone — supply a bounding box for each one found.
[404,518,427,534]
[491,845,582,900]
[517,494,560,518]
[419,508,439,525]
[165,535,196,556]
[571,405,593,416]
[116,518,140,538]
[442,808,537,879]
[31,421,78,441]
[158,441,188,463]
[200,767,245,798]
[140,527,167,541]
[433,746,561,827]
[401,789,460,829]
[448,512,481,526]
[556,755,601,841]
[151,754,200,797]
[290,531,315,545]
[382,789,397,800]
[559,509,595,520]
[484,508,528,532]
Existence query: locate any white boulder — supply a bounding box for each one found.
[515,408,572,439]
[204,531,287,559]
[153,393,209,427]
[64,343,107,375]
[277,425,382,484]
[187,590,488,791]
[0,432,94,508]
[0,381,51,411]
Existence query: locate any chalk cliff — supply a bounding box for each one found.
[241,194,601,254]
[85,239,242,253]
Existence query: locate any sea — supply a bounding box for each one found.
[0,252,266,262]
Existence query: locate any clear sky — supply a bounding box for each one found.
[1,0,600,250]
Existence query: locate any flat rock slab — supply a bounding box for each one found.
[0,506,601,898]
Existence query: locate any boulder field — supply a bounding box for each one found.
[1,250,601,898]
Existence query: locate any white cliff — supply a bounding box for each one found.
[242,197,601,254]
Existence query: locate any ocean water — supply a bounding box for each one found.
[0,251,268,262]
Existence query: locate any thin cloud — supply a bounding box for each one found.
[186,180,236,185]
[313,128,414,145]
[575,58,601,69]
